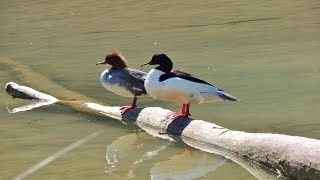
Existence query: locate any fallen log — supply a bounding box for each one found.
[5,81,320,180]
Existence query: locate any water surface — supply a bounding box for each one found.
[1,0,320,179]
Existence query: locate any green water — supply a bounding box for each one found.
[1,0,320,179]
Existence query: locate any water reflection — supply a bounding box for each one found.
[6,100,56,113]
[137,120,284,179]
[104,130,227,179]
[150,151,226,180]
[104,131,171,178]
[182,137,284,180]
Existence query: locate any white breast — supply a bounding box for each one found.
[100,69,134,98]
[102,82,134,98]
[145,69,211,104]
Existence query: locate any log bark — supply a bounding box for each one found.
[5,82,320,180]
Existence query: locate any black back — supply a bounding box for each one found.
[151,53,222,89]
[159,70,213,86]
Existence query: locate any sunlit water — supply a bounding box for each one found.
[1,0,320,179]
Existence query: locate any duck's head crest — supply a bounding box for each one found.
[96,51,128,69]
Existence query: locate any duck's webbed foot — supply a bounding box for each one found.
[120,105,136,115]
[167,112,188,121]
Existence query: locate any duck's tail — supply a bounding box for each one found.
[216,90,239,101]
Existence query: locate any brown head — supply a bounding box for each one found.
[96,51,128,70]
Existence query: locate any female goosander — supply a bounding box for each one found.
[142,53,239,120]
[96,51,148,114]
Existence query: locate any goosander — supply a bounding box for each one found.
[96,51,148,114]
[142,53,239,120]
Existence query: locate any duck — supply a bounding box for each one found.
[141,53,239,120]
[96,51,148,114]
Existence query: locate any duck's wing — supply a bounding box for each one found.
[128,68,147,81]
[125,68,148,96]
[160,70,219,88]
[197,83,239,101]
[160,70,239,101]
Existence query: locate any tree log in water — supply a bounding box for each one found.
[2,57,320,179]
[4,81,320,180]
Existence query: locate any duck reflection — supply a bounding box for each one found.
[104,122,227,179]
[136,120,228,179]
[104,130,172,178]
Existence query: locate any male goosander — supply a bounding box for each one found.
[96,51,148,114]
[142,53,239,120]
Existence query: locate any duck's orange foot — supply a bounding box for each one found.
[120,105,136,115]
[167,112,188,121]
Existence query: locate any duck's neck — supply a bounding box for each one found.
[110,58,128,70]
[146,69,164,82]
[155,61,172,73]
[111,67,126,70]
